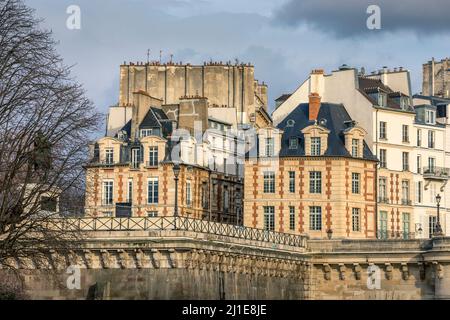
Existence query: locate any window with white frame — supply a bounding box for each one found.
[309,171,322,194]
[416,181,423,203]
[147,178,159,204]
[105,148,114,164]
[402,213,410,239]
[379,177,387,201]
[402,180,410,203]
[402,125,409,143]
[352,208,360,232]
[351,139,359,157]
[379,121,387,139]
[265,137,274,157]
[352,173,360,194]
[186,181,192,207]
[102,180,113,205]
[263,172,275,193]
[428,130,435,148]
[428,157,436,172]
[379,149,387,168]
[311,137,321,156]
[148,146,158,167]
[147,211,158,217]
[429,216,437,238]
[289,171,295,193]
[131,148,140,169]
[140,128,153,138]
[417,155,422,174]
[378,93,387,107]
[402,152,409,171]
[417,129,421,146]
[263,206,275,231]
[425,110,436,125]
[309,206,322,231]
[289,138,298,149]
[289,206,295,231]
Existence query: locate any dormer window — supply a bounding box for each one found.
[351,139,359,157]
[117,130,127,140]
[311,137,321,156]
[105,148,114,164]
[140,129,153,138]
[400,97,409,110]
[425,110,436,125]
[286,119,295,127]
[265,137,274,157]
[378,93,387,107]
[289,137,298,149]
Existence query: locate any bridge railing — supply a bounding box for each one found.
[50,216,308,248]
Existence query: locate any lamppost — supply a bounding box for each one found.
[326,228,333,240]
[173,162,181,228]
[434,194,444,236]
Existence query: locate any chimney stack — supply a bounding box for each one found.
[309,93,321,121]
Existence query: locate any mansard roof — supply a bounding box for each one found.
[277,103,376,160]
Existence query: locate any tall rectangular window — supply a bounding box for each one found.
[263,172,275,193]
[289,171,295,193]
[265,137,274,157]
[309,171,322,194]
[416,181,423,203]
[429,216,437,238]
[309,206,322,231]
[402,180,410,204]
[289,206,295,231]
[417,129,422,146]
[402,213,410,239]
[127,178,133,203]
[379,211,388,239]
[186,181,192,207]
[379,177,387,202]
[426,110,436,124]
[428,130,435,148]
[351,139,359,157]
[148,146,158,167]
[352,208,360,232]
[289,138,298,149]
[428,157,436,173]
[105,148,114,164]
[102,181,113,205]
[402,125,409,143]
[131,148,140,169]
[352,173,360,194]
[379,149,387,168]
[417,155,422,174]
[379,121,387,139]
[147,178,159,204]
[311,137,321,156]
[264,206,275,231]
[402,152,409,171]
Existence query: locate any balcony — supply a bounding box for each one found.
[377,230,416,240]
[401,199,412,206]
[378,196,389,204]
[423,166,450,180]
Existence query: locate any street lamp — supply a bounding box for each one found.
[434,194,443,236]
[326,229,333,240]
[173,162,181,228]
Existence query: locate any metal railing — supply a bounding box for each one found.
[50,216,308,248]
[423,166,450,179]
[377,230,416,240]
[378,196,389,204]
[401,199,412,206]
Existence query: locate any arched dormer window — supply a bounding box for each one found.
[301,124,330,156]
[343,126,367,158]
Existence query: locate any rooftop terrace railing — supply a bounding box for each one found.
[51,216,308,248]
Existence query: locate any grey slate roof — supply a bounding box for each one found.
[276,103,377,161]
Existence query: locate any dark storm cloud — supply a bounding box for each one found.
[273,0,450,38]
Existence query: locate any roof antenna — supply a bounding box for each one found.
[159,50,162,64]
[147,49,150,63]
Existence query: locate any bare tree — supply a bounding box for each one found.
[0,0,100,271]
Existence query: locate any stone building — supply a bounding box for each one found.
[422,57,450,98]
[244,94,378,239]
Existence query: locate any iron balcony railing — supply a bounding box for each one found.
[401,199,412,206]
[377,230,416,240]
[378,196,389,204]
[423,166,450,179]
[51,216,308,248]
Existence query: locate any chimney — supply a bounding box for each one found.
[309,93,321,121]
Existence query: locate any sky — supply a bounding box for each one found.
[25,0,450,136]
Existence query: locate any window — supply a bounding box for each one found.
[102,180,113,205]
[263,172,275,193]
[351,139,359,157]
[127,179,133,203]
[379,149,387,168]
[148,146,158,167]
[429,216,437,238]
[311,137,321,156]
[309,171,322,194]
[425,110,436,125]
[103,211,113,217]
[140,129,153,137]
[223,188,229,213]
[428,157,436,173]
[352,173,360,194]
[289,206,295,231]
[428,131,435,148]
[40,197,57,212]
[265,137,274,157]
[402,213,410,239]
[417,155,421,174]
[402,125,409,143]
[379,211,388,239]
[186,181,192,207]
[147,211,158,217]
[201,183,208,209]
[289,138,298,149]
[379,177,387,202]
[263,206,275,231]
[309,206,322,231]
[378,93,387,107]
[105,148,114,164]
[402,152,409,171]
[352,208,360,232]
[289,171,295,193]
[417,129,422,146]
[379,121,387,139]
[400,97,409,110]
[402,180,410,204]
[131,148,140,169]
[147,178,159,204]
[416,181,422,203]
